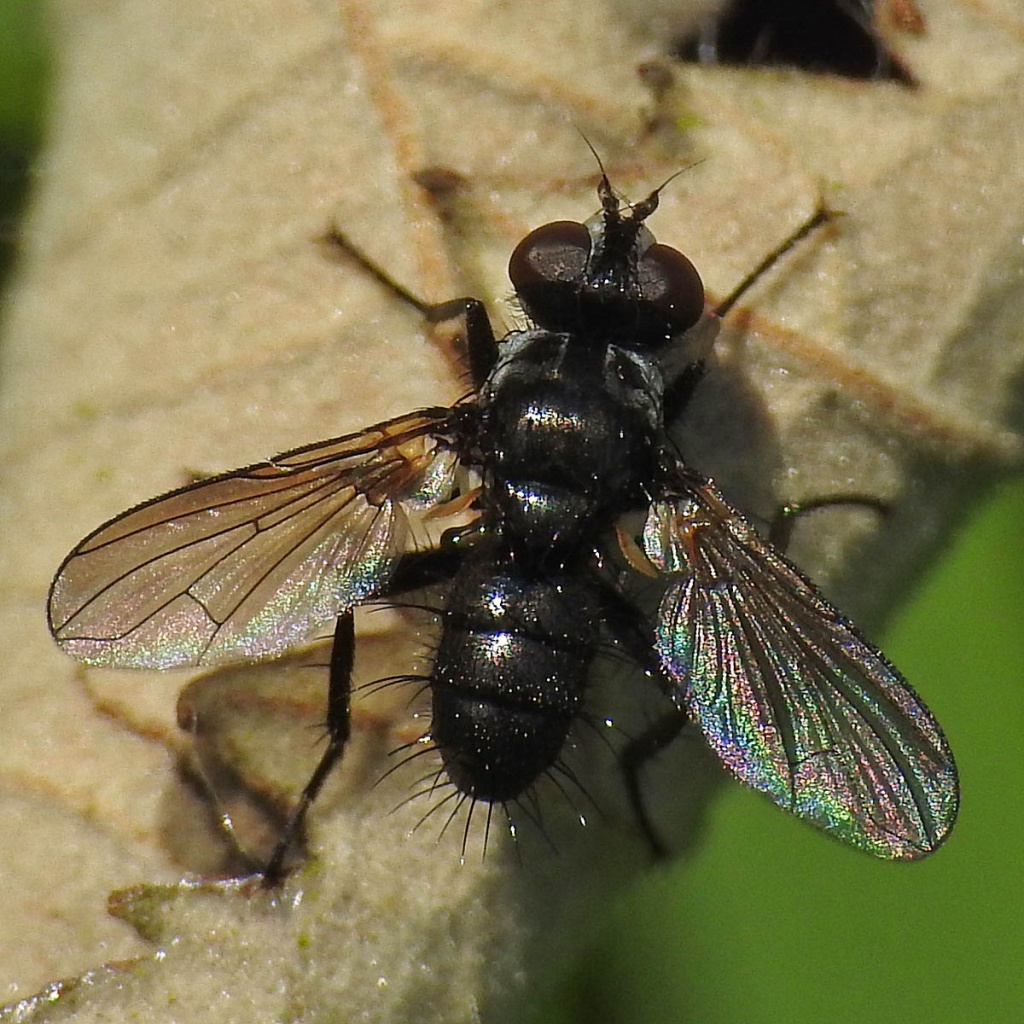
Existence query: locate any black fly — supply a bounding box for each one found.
[47,172,958,876]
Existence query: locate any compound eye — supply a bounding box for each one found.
[508,220,590,293]
[638,243,705,334]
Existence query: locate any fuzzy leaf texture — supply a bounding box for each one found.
[0,0,1022,1020]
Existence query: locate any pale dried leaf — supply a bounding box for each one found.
[1,0,1022,1018]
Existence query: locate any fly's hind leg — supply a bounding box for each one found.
[618,710,688,860]
[261,541,473,885]
[593,573,690,860]
[263,610,356,885]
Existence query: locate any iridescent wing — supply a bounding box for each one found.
[643,475,959,859]
[48,407,461,669]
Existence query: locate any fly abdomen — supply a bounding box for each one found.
[430,557,599,803]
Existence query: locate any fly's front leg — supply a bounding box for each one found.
[422,297,497,389]
[321,225,498,388]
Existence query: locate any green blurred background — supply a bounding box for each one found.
[2,7,1020,1022]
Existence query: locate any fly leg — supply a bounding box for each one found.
[262,541,474,884]
[321,225,498,387]
[618,711,687,860]
[263,610,356,885]
[768,494,888,551]
[664,205,833,423]
[592,574,689,860]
